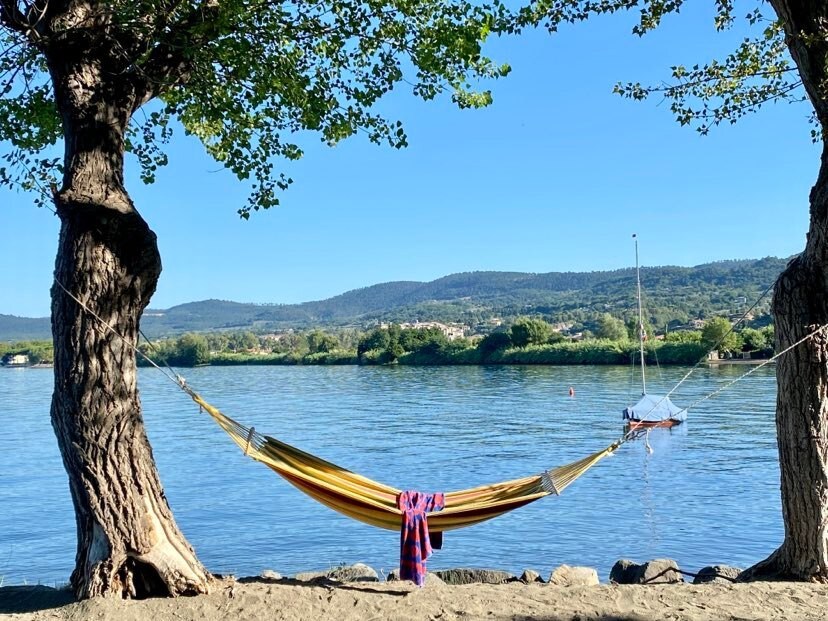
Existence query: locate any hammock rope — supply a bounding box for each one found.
[683,323,828,411]
[188,389,622,530]
[51,276,826,532]
[54,279,623,530]
[632,277,778,423]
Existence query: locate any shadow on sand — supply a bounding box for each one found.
[0,582,658,620]
[0,585,75,614]
[0,577,410,614]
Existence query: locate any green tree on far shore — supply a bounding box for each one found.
[595,314,628,341]
[510,317,552,347]
[664,330,702,344]
[477,332,513,359]
[701,317,742,354]
[741,327,773,352]
[307,330,340,354]
[173,334,210,366]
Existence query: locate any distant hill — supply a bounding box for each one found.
[0,257,790,341]
[0,314,51,341]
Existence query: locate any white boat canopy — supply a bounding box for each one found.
[623,394,687,422]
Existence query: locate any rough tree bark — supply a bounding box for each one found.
[46,41,211,598]
[744,0,828,581]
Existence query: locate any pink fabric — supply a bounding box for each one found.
[397,490,445,586]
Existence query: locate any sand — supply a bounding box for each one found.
[2,578,828,621]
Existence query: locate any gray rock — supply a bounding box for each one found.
[637,559,684,584]
[329,562,379,582]
[293,570,332,583]
[423,573,446,587]
[260,569,282,581]
[520,569,543,584]
[609,559,640,584]
[433,568,517,585]
[548,565,600,587]
[386,569,445,586]
[693,565,742,584]
[294,563,378,583]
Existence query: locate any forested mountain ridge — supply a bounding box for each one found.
[0,257,789,340]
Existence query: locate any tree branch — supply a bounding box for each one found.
[0,0,31,33]
[131,0,223,107]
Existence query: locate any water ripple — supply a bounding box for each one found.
[0,364,782,583]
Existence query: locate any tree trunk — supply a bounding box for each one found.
[743,144,828,582]
[753,138,828,579]
[48,55,211,598]
[741,0,828,582]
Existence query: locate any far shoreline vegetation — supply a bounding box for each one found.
[1,315,774,369]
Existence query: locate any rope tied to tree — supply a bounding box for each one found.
[629,277,778,426]
[52,275,828,458]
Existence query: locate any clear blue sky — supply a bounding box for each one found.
[1,5,818,317]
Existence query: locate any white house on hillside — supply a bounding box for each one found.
[2,353,30,366]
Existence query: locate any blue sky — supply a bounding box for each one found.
[1,4,819,317]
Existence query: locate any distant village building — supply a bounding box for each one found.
[473,318,503,334]
[380,321,467,340]
[2,353,30,366]
[261,332,286,341]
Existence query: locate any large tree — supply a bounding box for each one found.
[595,313,627,342]
[511,0,828,581]
[510,315,553,346]
[701,316,742,354]
[0,0,507,599]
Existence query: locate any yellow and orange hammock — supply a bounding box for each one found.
[189,391,623,532]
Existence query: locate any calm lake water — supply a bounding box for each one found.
[0,364,781,585]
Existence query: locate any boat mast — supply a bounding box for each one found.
[633,234,646,394]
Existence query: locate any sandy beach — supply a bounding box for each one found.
[3,578,828,621]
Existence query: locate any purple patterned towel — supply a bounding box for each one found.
[397,490,445,587]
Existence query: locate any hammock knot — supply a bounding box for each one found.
[540,470,560,495]
[244,427,256,456]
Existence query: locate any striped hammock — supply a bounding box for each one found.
[191,393,621,531]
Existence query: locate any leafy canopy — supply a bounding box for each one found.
[0,0,510,215]
[510,316,552,347]
[1,0,814,219]
[702,315,742,352]
[507,0,810,138]
[596,313,628,341]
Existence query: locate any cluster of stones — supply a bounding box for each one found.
[257,560,743,586]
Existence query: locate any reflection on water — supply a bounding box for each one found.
[0,364,781,584]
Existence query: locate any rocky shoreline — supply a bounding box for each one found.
[252,557,742,588]
[3,558,827,621]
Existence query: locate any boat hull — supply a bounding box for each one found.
[625,418,683,430]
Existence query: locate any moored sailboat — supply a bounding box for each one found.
[622,234,687,430]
